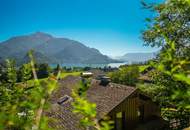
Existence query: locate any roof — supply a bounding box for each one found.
[87,81,136,119]
[46,76,137,130]
[81,72,93,75]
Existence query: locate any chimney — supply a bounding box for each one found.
[99,76,111,86]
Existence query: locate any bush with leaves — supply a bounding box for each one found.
[108,65,140,86]
[137,83,166,103]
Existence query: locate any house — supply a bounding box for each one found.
[47,76,167,130]
[80,71,93,78]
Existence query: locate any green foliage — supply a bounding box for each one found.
[139,65,149,73]
[142,0,190,125]
[78,78,91,96]
[137,83,167,104]
[5,59,17,85]
[72,90,97,127]
[60,71,81,79]
[162,108,190,120]
[99,120,114,130]
[108,65,140,86]
[143,0,190,56]
[149,36,190,110]
[0,65,6,83]
[53,64,61,76]
[72,79,113,130]
[0,51,59,130]
[17,63,32,82]
[37,63,51,79]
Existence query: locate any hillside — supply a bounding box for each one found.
[0,32,117,65]
[115,52,157,63]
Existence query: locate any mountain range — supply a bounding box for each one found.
[0,32,118,65]
[115,52,157,63]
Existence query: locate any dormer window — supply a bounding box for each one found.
[57,95,72,105]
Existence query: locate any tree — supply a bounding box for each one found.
[142,0,190,107]
[5,59,17,86]
[53,64,61,76]
[0,65,6,84]
[142,0,190,59]
[108,65,140,86]
[17,63,32,83]
[142,0,190,128]
[37,63,51,79]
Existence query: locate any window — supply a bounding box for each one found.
[116,112,122,118]
[115,112,125,130]
[57,95,72,105]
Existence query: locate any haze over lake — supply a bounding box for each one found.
[50,62,129,68]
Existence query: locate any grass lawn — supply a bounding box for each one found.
[60,71,81,78]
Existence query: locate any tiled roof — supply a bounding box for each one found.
[87,81,137,119]
[46,76,137,130]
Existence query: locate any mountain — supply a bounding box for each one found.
[115,52,157,63]
[0,32,117,65]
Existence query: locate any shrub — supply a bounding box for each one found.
[108,65,140,86]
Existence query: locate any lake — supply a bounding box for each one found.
[50,62,128,68]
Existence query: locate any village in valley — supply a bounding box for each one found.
[47,67,168,130]
[0,0,190,130]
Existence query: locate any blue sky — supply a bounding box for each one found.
[0,0,161,56]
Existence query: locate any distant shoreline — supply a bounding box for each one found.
[50,62,128,68]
